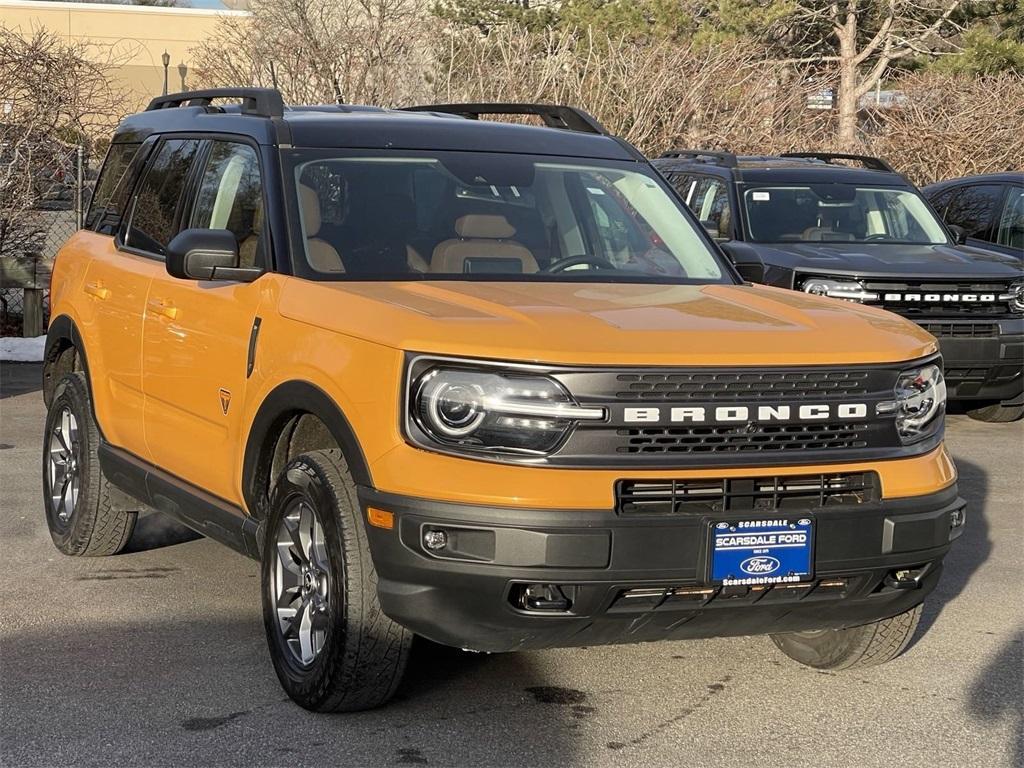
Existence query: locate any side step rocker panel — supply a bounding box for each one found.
[98,443,261,560]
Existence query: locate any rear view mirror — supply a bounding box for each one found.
[166,229,261,282]
[947,225,969,245]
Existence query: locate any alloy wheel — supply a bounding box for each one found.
[270,499,332,666]
[47,406,80,524]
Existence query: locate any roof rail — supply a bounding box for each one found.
[401,103,607,135]
[780,152,895,173]
[659,149,737,167]
[146,88,285,119]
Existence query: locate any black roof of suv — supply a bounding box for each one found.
[115,88,643,162]
[651,149,1024,411]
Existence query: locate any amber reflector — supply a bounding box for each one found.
[367,507,394,530]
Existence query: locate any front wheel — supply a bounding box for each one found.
[770,604,922,670]
[966,402,1024,423]
[261,449,412,712]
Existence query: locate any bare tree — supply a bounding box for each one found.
[0,28,125,275]
[189,0,430,106]
[778,0,968,146]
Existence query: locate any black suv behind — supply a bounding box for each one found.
[922,172,1024,259]
[652,150,1024,423]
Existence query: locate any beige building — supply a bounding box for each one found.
[0,0,248,112]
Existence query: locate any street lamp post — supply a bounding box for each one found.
[161,50,170,96]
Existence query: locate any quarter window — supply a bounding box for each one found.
[944,184,1003,240]
[86,142,142,235]
[191,142,264,267]
[125,139,201,256]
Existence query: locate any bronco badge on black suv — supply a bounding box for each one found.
[44,90,965,712]
[652,150,1024,423]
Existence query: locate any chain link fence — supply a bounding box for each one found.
[1,144,90,337]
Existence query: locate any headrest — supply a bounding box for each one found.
[454,214,516,240]
[298,184,321,237]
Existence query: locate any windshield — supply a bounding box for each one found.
[741,184,949,245]
[289,151,728,283]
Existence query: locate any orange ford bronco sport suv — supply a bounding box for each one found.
[43,89,965,712]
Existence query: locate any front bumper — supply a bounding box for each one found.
[928,317,1024,403]
[359,484,965,652]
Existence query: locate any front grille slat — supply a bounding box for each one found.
[919,322,999,338]
[613,371,870,401]
[617,472,879,516]
[616,423,869,454]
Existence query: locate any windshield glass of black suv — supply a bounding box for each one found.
[742,184,950,245]
[290,151,729,282]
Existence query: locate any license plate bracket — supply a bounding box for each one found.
[708,516,815,586]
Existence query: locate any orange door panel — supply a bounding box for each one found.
[142,273,265,503]
[78,236,164,458]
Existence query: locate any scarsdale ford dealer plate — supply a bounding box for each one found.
[710,518,814,586]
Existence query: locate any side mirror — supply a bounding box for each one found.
[947,225,968,245]
[165,229,260,282]
[720,243,765,283]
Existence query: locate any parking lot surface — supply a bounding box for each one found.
[1,362,1021,768]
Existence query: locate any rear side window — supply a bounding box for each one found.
[943,184,1003,240]
[190,141,264,267]
[125,139,201,257]
[86,142,142,235]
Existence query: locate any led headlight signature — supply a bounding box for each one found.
[411,367,604,456]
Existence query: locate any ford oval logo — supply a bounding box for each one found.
[740,556,781,575]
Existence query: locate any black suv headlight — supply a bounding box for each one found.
[882,362,946,444]
[801,277,879,303]
[406,360,605,458]
[1002,280,1024,313]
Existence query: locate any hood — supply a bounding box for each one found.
[278,280,937,367]
[747,242,1022,278]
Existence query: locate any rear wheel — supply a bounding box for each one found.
[966,402,1024,423]
[261,449,412,712]
[42,372,137,556]
[770,604,923,670]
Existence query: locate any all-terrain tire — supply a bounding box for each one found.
[770,604,923,671]
[42,372,137,556]
[966,402,1024,423]
[261,449,413,712]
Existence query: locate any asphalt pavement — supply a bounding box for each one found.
[1,361,1021,768]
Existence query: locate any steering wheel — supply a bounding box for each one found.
[863,234,894,241]
[545,254,617,273]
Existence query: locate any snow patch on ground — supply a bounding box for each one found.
[0,335,46,362]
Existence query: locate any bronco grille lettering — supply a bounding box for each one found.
[621,403,868,424]
[883,292,997,303]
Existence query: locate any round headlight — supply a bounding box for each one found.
[427,381,485,437]
[1008,280,1024,313]
[893,364,946,442]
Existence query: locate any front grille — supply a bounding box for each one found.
[617,472,879,516]
[549,362,917,467]
[861,280,1013,317]
[616,422,868,454]
[613,370,870,401]
[919,322,999,338]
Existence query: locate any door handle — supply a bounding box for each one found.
[84,282,110,300]
[147,298,179,320]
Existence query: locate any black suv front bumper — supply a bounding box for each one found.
[360,485,965,652]
[925,317,1024,404]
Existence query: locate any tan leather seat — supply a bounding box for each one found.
[430,214,537,274]
[299,184,344,273]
